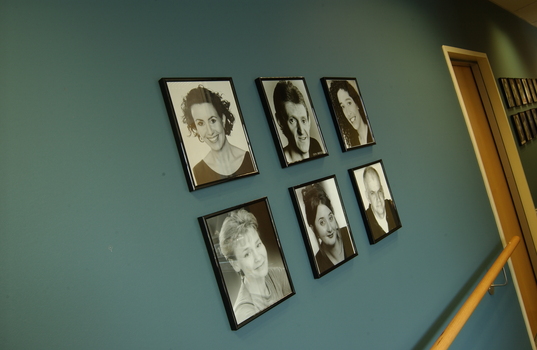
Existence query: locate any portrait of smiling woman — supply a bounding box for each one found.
[160,78,258,191]
[291,176,358,278]
[321,77,375,151]
[199,198,295,330]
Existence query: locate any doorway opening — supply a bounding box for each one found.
[443,45,537,341]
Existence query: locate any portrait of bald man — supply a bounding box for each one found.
[350,161,401,244]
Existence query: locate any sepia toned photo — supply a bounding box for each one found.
[516,78,528,105]
[526,110,537,138]
[522,78,533,104]
[512,113,527,146]
[321,77,376,151]
[528,78,537,98]
[527,78,537,103]
[509,78,522,106]
[290,175,358,278]
[521,111,533,141]
[256,77,328,167]
[159,78,259,191]
[349,160,402,244]
[499,78,515,108]
[199,198,295,330]
[532,109,537,135]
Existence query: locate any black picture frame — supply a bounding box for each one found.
[527,78,537,103]
[255,77,328,168]
[521,111,533,141]
[198,197,295,330]
[526,110,537,138]
[159,77,259,191]
[349,160,402,244]
[509,78,522,106]
[516,78,528,105]
[499,78,515,108]
[528,78,537,98]
[512,113,527,146]
[320,77,376,151]
[531,109,537,136]
[522,78,533,104]
[289,175,358,278]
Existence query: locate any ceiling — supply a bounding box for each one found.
[489,0,537,27]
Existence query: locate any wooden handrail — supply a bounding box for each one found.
[430,235,520,350]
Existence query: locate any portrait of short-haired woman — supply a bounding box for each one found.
[219,208,292,324]
[200,198,294,329]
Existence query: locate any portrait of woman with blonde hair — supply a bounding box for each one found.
[200,198,294,329]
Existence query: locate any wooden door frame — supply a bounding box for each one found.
[443,45,537,342]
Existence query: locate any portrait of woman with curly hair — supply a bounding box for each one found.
[322,78,375,151]
[160,79,258,190]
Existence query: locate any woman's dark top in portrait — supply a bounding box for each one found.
[192,151,255,184]
[314,226,354,272]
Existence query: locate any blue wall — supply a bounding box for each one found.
[1,0,535,349]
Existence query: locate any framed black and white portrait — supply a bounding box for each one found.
[509,78,522,106]
[527,78,537,103]
[290,175,358,278]
[321,77,376,151]
[255,77,328,168]
[349,160,402,245]
[528,78,537,98]
[512,113,527,146]
[516,78,528,105]
[521,111,533,141]
[526,110,537,138]
[531,109,537,136]
[159,78,259,191]
[199,197,295,330]
[522,78,534,104]
[499,78,515,108]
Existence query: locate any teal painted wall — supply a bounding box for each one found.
[1,0,535,349]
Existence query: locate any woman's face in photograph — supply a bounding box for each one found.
[232,227,268,279]
[336,89,360,131]
[313,204,339,247]
[191,102,226,151]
